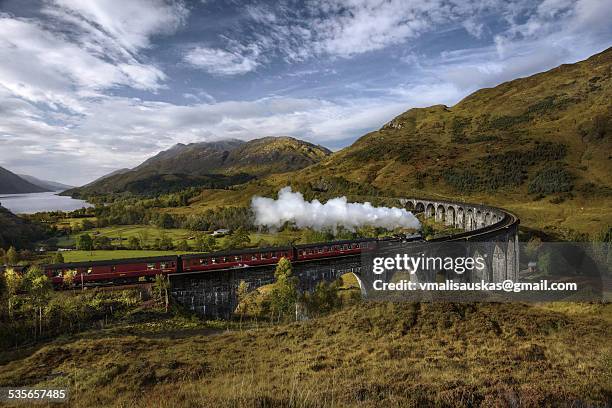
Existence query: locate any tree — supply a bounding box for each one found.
[236,280,250,328]
[303,280,342,317]
[53,251,65,264]
[127,236,141,250]
[6,246,19,265]
[62,269,77,288]
[29,274,51,337]
[159,233,174,250]
[176,239,190,251]
[194,234,217,252]
[225,227,251,250]
[269,257,298,322]
[76,234,93,251]
[153,274,170,312]
[81,219,95,230]
[4,267,23,318]
[157,213,175,229]
[93,235,113,250]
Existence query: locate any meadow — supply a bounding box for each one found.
[0,300,609,407]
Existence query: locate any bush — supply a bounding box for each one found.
[528,166,574,195]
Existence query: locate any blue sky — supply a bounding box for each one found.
[0,0,610,185]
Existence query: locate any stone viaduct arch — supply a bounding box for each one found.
[399,197,520,285]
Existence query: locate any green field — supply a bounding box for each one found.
[54,227,324,262]
[56,225,197,248]
[60,250,197,263]
[57,224,340,251]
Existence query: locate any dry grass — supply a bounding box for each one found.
[0,301,610,407]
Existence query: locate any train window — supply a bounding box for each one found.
[324,246,329,252]
[199,258,208,265]
[221,257,227,263]
[307,249,313,255]
[87,268,92,275]
[298,250,304,256]
[54,269,62,277]
[261,253,267,259]
[272,252,278,258]
[147,263,155,270]
[111,266,116,272]
[161,263,167,269]
[251,254,258,261]
[317,248,323,254]
[211,258,217,264]
[233,256,240,262]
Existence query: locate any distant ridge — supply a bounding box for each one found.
[66,136,332,196]
[18,174,74,191]
[0,166,49,194]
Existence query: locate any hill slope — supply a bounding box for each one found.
[0,166,49,194]
[0,302,609,406]
[0,205,45,249]
[298,47,611,199]
[68,137,331,196]
[17,174,73,191]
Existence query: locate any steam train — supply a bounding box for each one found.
[43,235,421,288]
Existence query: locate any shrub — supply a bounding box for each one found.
[528,166,574,194]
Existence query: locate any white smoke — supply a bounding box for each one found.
[251,187,421,231]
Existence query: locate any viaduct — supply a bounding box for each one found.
[170,198,520,317]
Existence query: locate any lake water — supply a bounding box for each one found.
[0,191,92,214]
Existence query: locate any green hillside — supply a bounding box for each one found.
[0,205,46,249]
[67,137,331,197]
[298,48,610,197]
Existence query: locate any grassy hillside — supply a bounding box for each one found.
[68,137,331,197]
[0,301,609,407]
[312,47,611,199]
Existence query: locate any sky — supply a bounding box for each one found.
[0,0,610,186]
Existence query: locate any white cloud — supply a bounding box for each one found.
[0,0,187,109]
[0,83,458,184]
[48,0,188,53]
[185,45,261,75]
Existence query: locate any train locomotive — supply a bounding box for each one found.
[43,235,420,288]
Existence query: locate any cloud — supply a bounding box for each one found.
[0,0,187,109]
[47,0,188,53]
[184,45,261,75]
[0,83,458,185]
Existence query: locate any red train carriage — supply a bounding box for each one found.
[41,236,405,289]
[44,255,179,287]
[294,238,378,262]
[181,246,293,273]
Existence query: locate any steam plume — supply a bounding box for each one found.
[251,187,420,231]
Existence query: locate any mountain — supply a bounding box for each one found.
[67,137,331,196]
[0,166,49,194]
[17,174,74,191]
